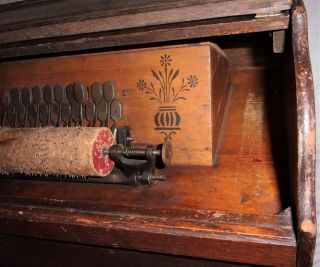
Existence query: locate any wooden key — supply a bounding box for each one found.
[31,86,43,126]
[54,84,66,126]
[11,88,21,127]
[28,104,37,127]
[85,101,95,127]
[103,81,117,127]
[22,87,32,127]
[96,101,108,127]
[43,85,55,126]
[91,82,103,126]
[73,81,88,126]
[61,103,72,127]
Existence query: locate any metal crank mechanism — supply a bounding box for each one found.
[100,126,172,185]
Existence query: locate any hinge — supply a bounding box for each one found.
[255,12,283,19]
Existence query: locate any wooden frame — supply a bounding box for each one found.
[0,0,316,266]
[292,1,316,266]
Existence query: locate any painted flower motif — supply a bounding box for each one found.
[160,54,172,67]
[136,79,147,91]
[187,75,199,88]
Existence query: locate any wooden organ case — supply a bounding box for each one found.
[0,1,316,266]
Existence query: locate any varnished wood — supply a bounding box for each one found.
[0,1,316,266]
[0,204,295,267]
[0,234,252,267]
[0,0,291,43]
[0,49,296,266]
[0,16,289,59]
[291,1,316,266]
[0,43,230,166]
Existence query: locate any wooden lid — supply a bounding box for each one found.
[0,0,292,58]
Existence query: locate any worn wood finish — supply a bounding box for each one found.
[0,43,230,166]
[0,236,246,267]
[0,50,296,266]
[0,234,253,267]
[0,204,296,267]
[291,1,317,266]
[0,1,314,264]
[0,15,289,59]
[0,0,291,43]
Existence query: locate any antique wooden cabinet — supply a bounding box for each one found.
[0,1,316,266]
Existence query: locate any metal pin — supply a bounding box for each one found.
[91,82,103,126]
[43,85,55,126]
[11,87,21,127]
[85,101,95,127]
[103,81,116,127]
[31,86,43,127]
[110,99,122,131]
[1,91,10,127]
[54,84,67,126]
[21,87,32,127]
[73,82,88,126]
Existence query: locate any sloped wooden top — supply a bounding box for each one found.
[0,0,292,58]
[0,0,292,33]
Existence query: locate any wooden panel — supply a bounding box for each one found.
[0,234,247,267]
[0,66,287,216]
[0,0,291,42]
[0,15,289,59]
[0,43,230,166]
[0,205,295,267]
[0,36,296,267]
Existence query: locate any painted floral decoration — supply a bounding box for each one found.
[137,54,199,104]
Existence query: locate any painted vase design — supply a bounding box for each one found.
[137,54,198,141]
[154,106,180,140]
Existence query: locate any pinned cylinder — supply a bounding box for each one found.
[0,127,115,177]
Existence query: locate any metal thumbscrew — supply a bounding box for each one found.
[101,146,161,157]
[136,172,166,184]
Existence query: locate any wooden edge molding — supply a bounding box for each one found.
[0,204,296,267]
[0,0,291,43]
[0,16,289,59]
[292,1,317,266]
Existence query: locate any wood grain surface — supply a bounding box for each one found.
[0,234,249,267]
[0,66,290,215]
[0,32,299,267]
[291,1,317,266]
[0,0,291,43]
[0,43,230,166]
[0,15,289,59]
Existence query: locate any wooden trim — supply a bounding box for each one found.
[292,1,317,266]
[0,0,291,35]
[0,203,296,267]
[0,15,289,59]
